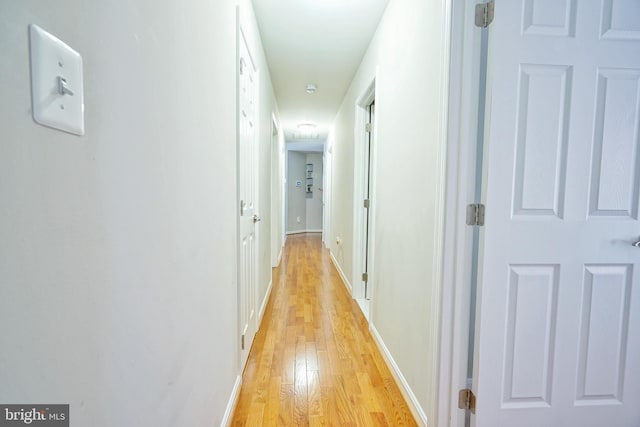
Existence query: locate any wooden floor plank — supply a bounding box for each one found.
[263,375,281,426]
[307,370,322,418]
[279,384,294,426]
[231,234,417,426]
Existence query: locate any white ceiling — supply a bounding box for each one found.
[252,0,389,141]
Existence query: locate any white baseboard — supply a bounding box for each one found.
[285,229,323,235]
[329,250,352,293]
[354,298,370,320]
[221,374,242,427]
[369,325,429,427]
[258,278,273,324]
[276,246,283,266]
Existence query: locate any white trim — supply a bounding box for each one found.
[285,229,323,235]
[364,97,378,310]
[221,374,242,427]
[258,278,273,325]
[271,114,281,269]
[329,250,352,294]
[276,246,283,267]
[322,133,333,248]
[435,0,456,425]
[369,324,429,427]
[437,1,485,427]
[281,134,287,258]
[354,297,370,320]
[352,78,377,301]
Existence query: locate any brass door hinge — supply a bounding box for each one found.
[458,388,476,413]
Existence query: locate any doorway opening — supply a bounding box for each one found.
[353,80,376,319]
[322,138,333,249]
[285,143,325,236]
[270,116,284,268]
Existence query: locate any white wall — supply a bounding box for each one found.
[329,0,450,422]
[0,0,279,425]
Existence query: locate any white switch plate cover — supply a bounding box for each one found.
[29,24,84,135]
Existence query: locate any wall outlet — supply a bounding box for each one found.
[336,236,342,246]
[296,216,301,223]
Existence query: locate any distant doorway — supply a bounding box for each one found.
[285,150,324,235]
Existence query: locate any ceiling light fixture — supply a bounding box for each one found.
[297,123,317,133]
[305,83,317,94]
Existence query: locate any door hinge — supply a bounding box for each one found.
[364,199,370,209]
[458,388,476,414]
[362,272,368,282]
[241,334,245,350]
[466,203,485,226]
[365,122,372,133]
[475,0,495,28]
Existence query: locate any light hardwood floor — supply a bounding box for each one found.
[231,233,417,426]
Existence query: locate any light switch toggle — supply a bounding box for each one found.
[29,24,84,135]
[57,76,74,96]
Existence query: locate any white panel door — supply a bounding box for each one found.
[474,1,640,426]
[238,29,258,369]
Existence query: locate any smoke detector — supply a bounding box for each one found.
[305,83,317,94]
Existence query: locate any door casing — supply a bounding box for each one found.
[352,79,377,308]
[438,1,486,426]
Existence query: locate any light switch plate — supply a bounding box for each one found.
[29,24,84,136]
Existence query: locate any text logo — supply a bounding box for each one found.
[0,405,68,426]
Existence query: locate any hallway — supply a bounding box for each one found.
[232,234,416,426]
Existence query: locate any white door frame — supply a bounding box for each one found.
[352,78,376,303]
[281,140,286,248]
[437,1,486,426]
[322,140,332,248]
[270,113,283,267]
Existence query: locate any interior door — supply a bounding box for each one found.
[474,1,640,426]
[238,29,258,368]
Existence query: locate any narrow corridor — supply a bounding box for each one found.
[232,234,417,426]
